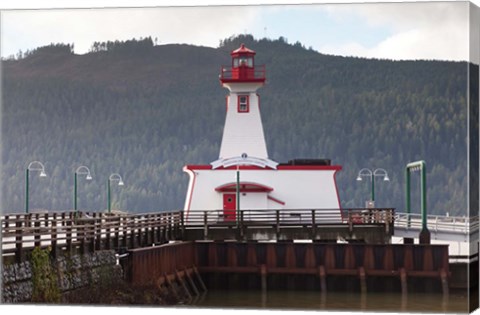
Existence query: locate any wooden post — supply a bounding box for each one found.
[275,210,280,239]
[165,274,181,301]
[400,267,408,296]
[440,268,449,297]
[79,217,86,255]
[89,217,95,253]
[137,215,144,247]
[348,211,353,233]
[311,210,316,239]
[95,213,102,250]
[193,266,207,292]
[358,267,367,294]
[318,265,327,293]
[51,213,58,258]
[185,268,200,296]
[66,212,73,253]
[121,216,127,248]
[15,215,24,263]
[130,216,136,249]
[260,264,267,294]
[106,215,112,250]
[203,211,208,239]
[34,213,41,248]
[239,210,244,240]
[176,269,192,301]
[181,211,185,240]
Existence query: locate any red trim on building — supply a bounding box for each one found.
[184,168,197,220]
[221,78,265,84]
[267,195,286,206]
[333,169,343,221]
[237,95,250,113]
[215,182,273,192]
[231,44,256,56]
[185,165,213,170]
[277,165,343,171]
[185,164,342,171]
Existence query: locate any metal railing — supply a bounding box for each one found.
[394,212,479,234]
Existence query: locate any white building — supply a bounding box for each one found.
[183,44,342,222]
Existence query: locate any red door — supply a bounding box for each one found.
[223,194,236,221]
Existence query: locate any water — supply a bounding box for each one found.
[191,290,470,313]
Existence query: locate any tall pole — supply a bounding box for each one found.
[371,172,375,202]
[405,160,429,244]
[74,172,78,211]
[405,169,411,228]
[236,165,240,224]
[25,169,29,214]
[421,164,427,230]
[107,179,111,213]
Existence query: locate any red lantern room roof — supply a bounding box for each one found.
[231,43,256,57]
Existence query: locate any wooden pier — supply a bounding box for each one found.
[1,208,394,263]
[125,240,450,295]
[0,208,456,298]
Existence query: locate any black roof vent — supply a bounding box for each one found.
[284,159,331,166]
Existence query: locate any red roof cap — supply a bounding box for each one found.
[231,43,256,56]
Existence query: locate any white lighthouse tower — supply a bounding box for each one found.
[212,44,278,169]
[183,44,342,222]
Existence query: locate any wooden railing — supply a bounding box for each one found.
[1,211,182,263]
[185,208,394,226]
[184,208,395,241]
[1,208,395,263]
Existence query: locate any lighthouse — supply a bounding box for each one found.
[217,44,270,162]
[212,43,277,169]
[183,44,342,222]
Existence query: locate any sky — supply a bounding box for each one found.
[0,0,479,62]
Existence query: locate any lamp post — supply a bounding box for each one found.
[356,168,390,205]
[405,160,429,244]
[25,161,47,214]
[74,166,92,214]
[236,164,240,212]
[107,173,124,213]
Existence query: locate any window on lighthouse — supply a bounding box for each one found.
[238,95,249,113]
[234,57,253,68]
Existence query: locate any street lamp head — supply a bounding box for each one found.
[384,175,390,181]
[356,176,362,181]
[76,166,92,180]
[28,161,47,177]
[109,173,124,186]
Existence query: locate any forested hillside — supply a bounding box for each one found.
[1,35,470,215]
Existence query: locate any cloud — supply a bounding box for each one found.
[0,2,475,62]
[1,6,259,56]
[320,2,470,61]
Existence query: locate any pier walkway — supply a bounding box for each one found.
[394,212,479,243]
[1,208,393,262]
[2,208,478,263]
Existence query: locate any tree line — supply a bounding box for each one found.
[1,35,472,216]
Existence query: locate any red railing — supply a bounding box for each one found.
[220,65,266,82]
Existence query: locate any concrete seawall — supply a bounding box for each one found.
[2,250,122,303]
